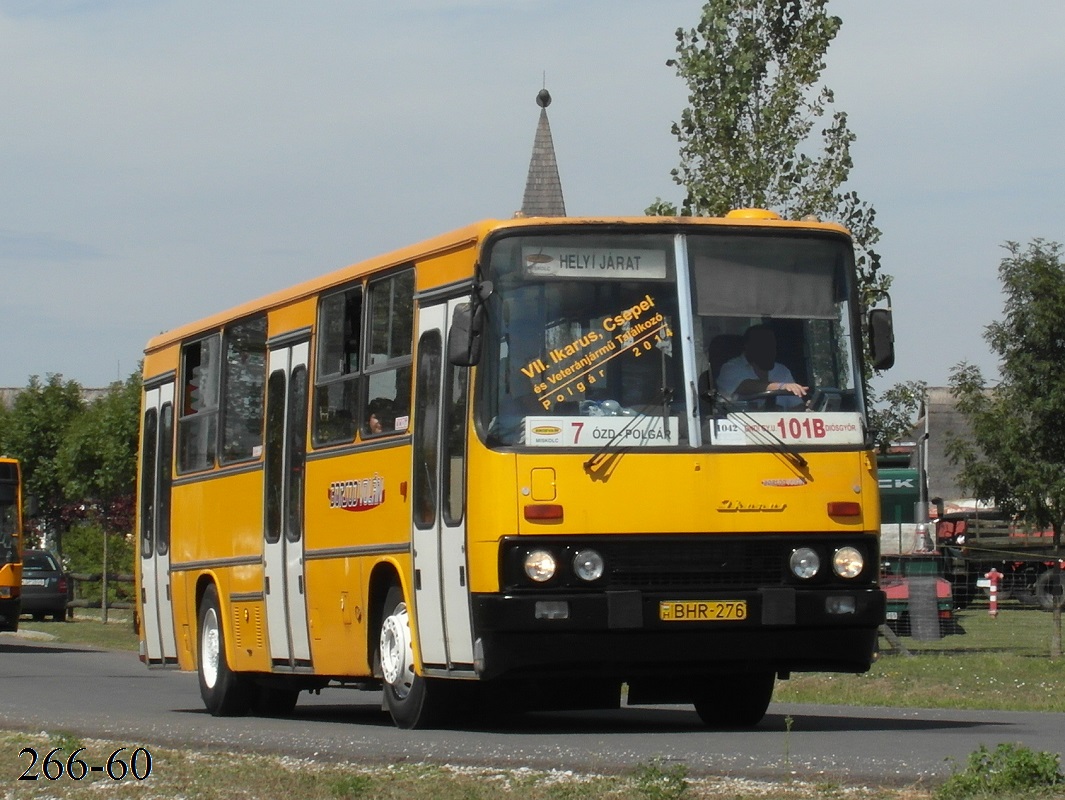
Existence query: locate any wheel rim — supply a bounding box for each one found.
[380,601,415,699]
[201,607,221,690]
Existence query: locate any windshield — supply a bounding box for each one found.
[475,228,865,449]
[689,232,861,409]
[478,233,681,447]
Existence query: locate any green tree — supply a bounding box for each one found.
[948,241,1065,552]
[649,0,909,442]
[0,374,85,545]
[648,0,887,304]
[57,372,141,533]
[875,380,926,452]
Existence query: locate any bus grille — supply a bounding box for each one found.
[605,539,785,590]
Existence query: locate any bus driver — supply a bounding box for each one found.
[716,324,806,408]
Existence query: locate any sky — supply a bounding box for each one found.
[2,1,1063,395]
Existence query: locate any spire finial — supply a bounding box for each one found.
[520,84,565,217]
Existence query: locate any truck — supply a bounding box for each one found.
[934,506,1064,610]
[878,465,956,637]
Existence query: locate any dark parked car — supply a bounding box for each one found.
[21,549,69,622]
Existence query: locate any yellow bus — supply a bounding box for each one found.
[0,458,25,632]
[136,210,894,728]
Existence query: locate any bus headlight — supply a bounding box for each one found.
[790,547,820,579]
[524,549,557,582]
[572,549,604,582]
[833,546,864,579]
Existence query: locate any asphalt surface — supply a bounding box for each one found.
[2,631,1063,786]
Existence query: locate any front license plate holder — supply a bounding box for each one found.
[659,600,747,621]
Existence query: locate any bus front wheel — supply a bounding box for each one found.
[197,584,253,716]
[378,585,469,729]
[379,585,433,728]
[693,672,774,729]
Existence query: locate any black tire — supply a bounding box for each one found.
[693,672,775,729]
[378,585,468,729]
[197,584,253,716]
[1035,569,1065,611]
[52,608,67,622]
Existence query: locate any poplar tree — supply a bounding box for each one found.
[648,0,889,309]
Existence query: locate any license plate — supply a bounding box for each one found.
[23,578,47,587]
[659,600,747,621]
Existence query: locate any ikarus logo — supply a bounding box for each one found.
[717,500,787,513]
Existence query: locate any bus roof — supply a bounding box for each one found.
[143,213,851,356]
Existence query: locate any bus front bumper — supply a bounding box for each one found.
[470,587,885,680]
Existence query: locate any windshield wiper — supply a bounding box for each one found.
[583,392,672,473]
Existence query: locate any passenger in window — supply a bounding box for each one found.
[716,324,806,407]
[366,397,396,435]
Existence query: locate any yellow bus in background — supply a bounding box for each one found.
[136,211,894,728]
[0,458,25,631]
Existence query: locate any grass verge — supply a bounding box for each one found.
[16,610,138,652]
[776,606,1065,713]
[4,730,936,800]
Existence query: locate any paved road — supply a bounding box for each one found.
[2,633,1062,786]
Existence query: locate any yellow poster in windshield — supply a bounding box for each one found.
[519,294,673,412]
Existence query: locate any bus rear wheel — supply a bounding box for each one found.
[378,585,467,729]
[198,584,253,716]
[693,672,774,729]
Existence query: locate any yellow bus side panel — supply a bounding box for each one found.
[267,297,315,339]
[142,347,179,382]
[303,442,413,677]
[464,447,518,594]
[414,244,477,293]
[171,468,268,673]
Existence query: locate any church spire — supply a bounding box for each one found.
[519,88,566,217]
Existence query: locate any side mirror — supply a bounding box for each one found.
[447,282,492,367]
[447,302,483,366]
[868,307,895,371]
[447,281,492,368]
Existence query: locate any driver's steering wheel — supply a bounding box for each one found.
[734,388,796,410]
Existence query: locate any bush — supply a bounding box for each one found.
[936,743,1063,799]
[60,524,135,606]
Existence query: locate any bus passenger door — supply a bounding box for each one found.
[263,340,312,670]
[139,382,177,665]
[412,299,475,672]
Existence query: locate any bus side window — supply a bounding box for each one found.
[177,334,220,473]
[313,286,362,446]
[362,269,414,437]
[220,315,267,464]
